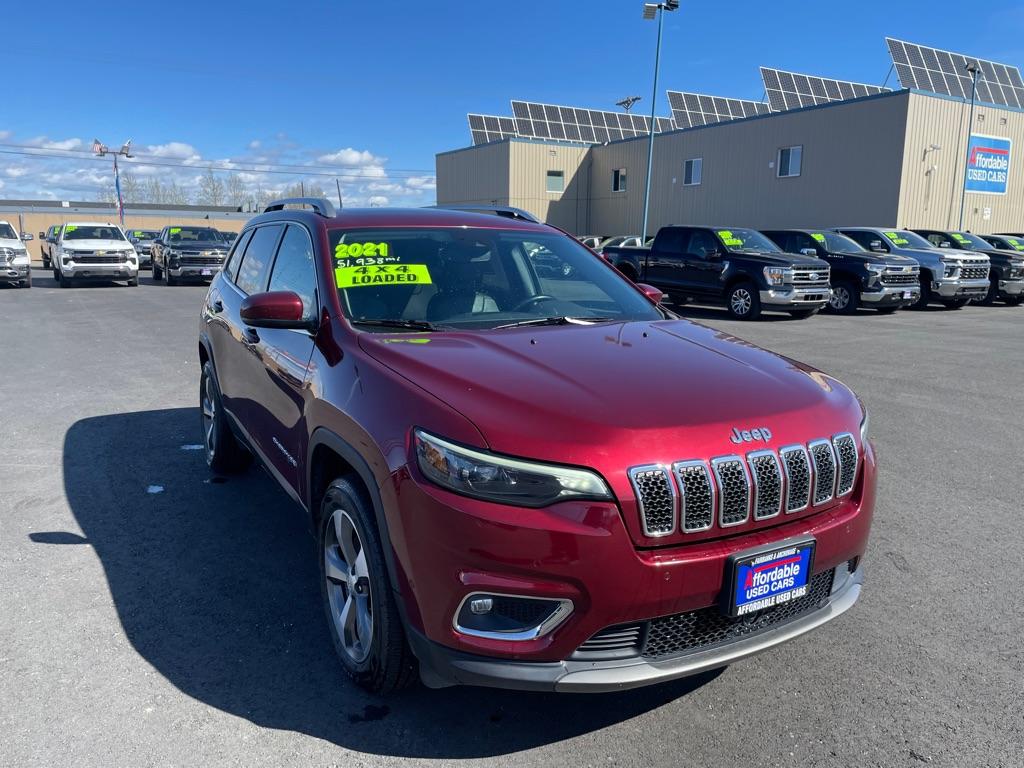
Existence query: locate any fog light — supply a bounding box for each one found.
[454,593,573,641]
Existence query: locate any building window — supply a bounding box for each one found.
[613,168,627,192]
[546,170,564,193]
[683,158,702,186]
[777,146,802,178]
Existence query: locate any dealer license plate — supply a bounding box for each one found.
[903,290,913,299]
[201,269,212,276]
[727,538,815,617]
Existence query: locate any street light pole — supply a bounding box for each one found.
[92,138,133,227]
[958,63,980,230]
[640,1,677,243]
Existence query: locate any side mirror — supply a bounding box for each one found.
[636,282,664,305]
[869,240,886,252]
[800,248,817,256]
[38,231,46,239]
[239,291,312,329]
[21,233,34,241]
[939,241,952,248]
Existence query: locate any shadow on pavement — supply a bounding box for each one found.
[61,408,715,758]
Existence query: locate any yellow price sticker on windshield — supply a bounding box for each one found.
[336,263,432,288]
[811,233,826,243]
[170,227,181,234]
[716,230,733,239]
[952,233,969,242]
[64,225,77,232]
[336,242,389,258]
[1008,239,1024,250]
[884,231,908,245]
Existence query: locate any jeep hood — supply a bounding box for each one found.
[358,319,861,468]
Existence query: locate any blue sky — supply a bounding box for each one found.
[2,0,1023,206]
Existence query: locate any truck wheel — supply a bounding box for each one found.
[152,262,163,280]
[1006,296,1023,307]
[166,270,177,286]
[319,478,417,694]
[200,361,250,474]
[727,282,761,320]
[978,280,999,306]
[828,281,859,314]
[127,276,139,287]
[788,308,819,319]
[912,281,932,309]
[43,257,50,269]
[59,272,72,288]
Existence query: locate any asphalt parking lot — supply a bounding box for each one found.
[1,270,1021,768]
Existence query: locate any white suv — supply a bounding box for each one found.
[52,222,138,288]
[0,220,32,288]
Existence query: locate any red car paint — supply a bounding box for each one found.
[200,206,874,690]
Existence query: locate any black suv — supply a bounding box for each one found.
[763,229,920,314]
[602,226,831,319]
[151,226,230,285]
[912,229,1024,306]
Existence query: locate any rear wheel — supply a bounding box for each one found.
[727,282,761,320]
[200,361,250,474]
[828,281,859,314]
[320,478,416,694]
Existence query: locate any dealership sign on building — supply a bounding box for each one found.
[965,134,1011,194]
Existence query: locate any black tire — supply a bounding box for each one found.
[127,276,139,287]
[942,298,969,309]
[166,269,177,286]
[43,257,50,269]
[152,261,163,280]
[912,279,932,309]
[828,281,859,315]
[199,361,250,474]
[1006,295,1023,307]
[876,306,899,314]
[59,272,72,288]
[21,275,32,289]
[726,282,761,320]
[978,280,999,306]
[319,478,417,694]
[788,307,820,319]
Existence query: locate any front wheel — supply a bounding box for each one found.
[43,257,50,269]
[828,281,859,314]
[59,272,72,288]
[127,276,139,287]
[320,478,416,694]
[979,280,999,306]
[726,282,761,320]
[1006,295,1023,307]
[199,361,250,474]
[912,280,932,309]
[152,261,163,280]
[166,270,177,286]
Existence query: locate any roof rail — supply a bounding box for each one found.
[263,197,337,217]
[428,204,540,223]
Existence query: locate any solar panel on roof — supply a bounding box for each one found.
[885,37,1024,109]
[508,100,674,144]
[467,114,518,145]
[760,67,890,112]
[666,91,768,128]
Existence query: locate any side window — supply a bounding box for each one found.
[654,228,687,255]
[612,168,627,192]
[268,225,318,320]
[778,145,803,178]
[791,233,817,253]
[846,231,885,252]
[223,228,254,283]
[925,233,944,247]
[235,224,283,295]
[686,230,721,259]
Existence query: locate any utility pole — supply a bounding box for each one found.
[336,178,343,208]
[640,1,678,243]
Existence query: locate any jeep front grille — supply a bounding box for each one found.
[630,435,857,539]
[961,266,988,280]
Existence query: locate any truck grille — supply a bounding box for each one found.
[961,266,988,280]
[792,267,830,288]
[629,434,858,539]
[180,253,225,266]
[71,253,128,264]
[880,271,918,285]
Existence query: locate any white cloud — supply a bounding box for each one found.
[248,139,261,150]
[404,175,436,191]
[367,195,389,207]
[0,130,11,141]
[143,141,200,161]
[5,167,28,178]
[26,136,84,151]
[316,147,383,167]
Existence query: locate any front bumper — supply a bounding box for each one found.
[0,264,30,283]
[61,263,137,279]
[411,562,862,692]
[861,284,920,304]
[933,277,989,298]
[388,442,877,691]
[168,264,222,279]
[759,285,832,308]
[997,277,1024,297]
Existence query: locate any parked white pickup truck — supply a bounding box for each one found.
[0,220,32,288]
[51,222,138,288]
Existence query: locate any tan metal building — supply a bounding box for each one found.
[437,90,1024,236]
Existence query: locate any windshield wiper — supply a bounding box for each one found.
[351,318,439,332]
[493,316,615,330]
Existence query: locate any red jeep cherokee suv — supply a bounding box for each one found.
[198,199,875,693]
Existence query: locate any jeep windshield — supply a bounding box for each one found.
[168,227,222,244]
[64,226,126,241]
[329,227,664,331]
[714,228,782,254]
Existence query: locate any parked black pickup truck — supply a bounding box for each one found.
[762,229,920,314]
[602,225,831,319]
[912,228,1024,306]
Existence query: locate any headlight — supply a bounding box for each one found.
[860,410,869,445]
[763,266,791,286]
[414,429,612,507]
[943,262,961,278]
[864,263,884,273]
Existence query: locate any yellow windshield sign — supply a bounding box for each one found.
[884,231,909,245]
[336,263,432,288]
[811,233,826,243]
[716,230,743,246]
[169,227,181,234]
[952,233,969,242]
[336,242,389,258]
[64,225,77,233]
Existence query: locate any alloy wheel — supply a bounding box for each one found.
[324,509,373,664]
[730,288,752,316]
[830,286,850,310]
[201,374,217,460]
